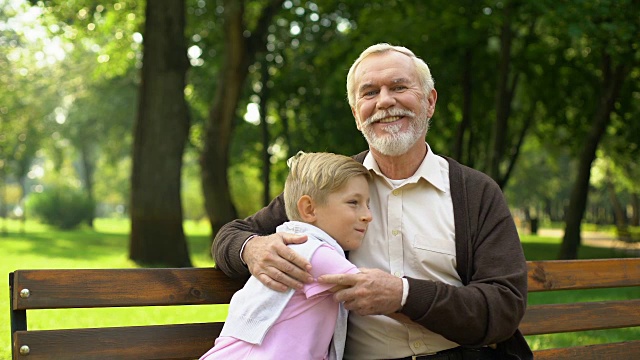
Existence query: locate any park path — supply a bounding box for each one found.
[536,228,640,254]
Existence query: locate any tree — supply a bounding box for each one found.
[555,0,638,259]
[14,1,141,230]
[129,0,191,267]
[486,0,542,189]
[0,0,61,230]
[200,0,284,236]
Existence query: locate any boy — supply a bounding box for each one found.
[200,151,372,360]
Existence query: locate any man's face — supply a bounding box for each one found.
[351,51,436,156]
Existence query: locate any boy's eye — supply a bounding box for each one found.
[348,200,358,205]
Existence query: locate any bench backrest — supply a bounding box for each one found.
[9,258,640,360]
[10,268,244,360]
[522,258,640,359]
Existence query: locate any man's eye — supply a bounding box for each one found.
[362,90,377,97]
[393,86,407,91]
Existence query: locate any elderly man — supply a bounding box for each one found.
[213,43,532,360]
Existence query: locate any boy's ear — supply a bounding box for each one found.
[297,195,316,222]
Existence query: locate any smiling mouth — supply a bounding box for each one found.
[375,116,402,124]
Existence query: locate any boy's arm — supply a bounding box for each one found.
[304,245,359,298]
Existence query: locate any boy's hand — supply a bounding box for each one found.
[243,232,313,292]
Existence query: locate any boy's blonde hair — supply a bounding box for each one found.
[284,151,370,222]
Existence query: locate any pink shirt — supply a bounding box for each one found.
[200,244,359,360]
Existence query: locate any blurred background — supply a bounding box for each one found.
[1,0,639,266]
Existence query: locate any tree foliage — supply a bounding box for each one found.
[3,0,638,261]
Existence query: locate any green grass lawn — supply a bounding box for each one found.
[1,219,638,358]
[1,218,226,359]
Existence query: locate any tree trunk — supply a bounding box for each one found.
[558,56,628,259]
[260,62,272,207]
[200,0,246,238]
[280,107,292,160]
[79,138,96,228]
[454,47,472,164]
[201,0,284,238]
[499,105,535,189]
[488,2,514,182]
[489,8,538,187]
[18,176,26,233]
[606,167,627,229]
[631,193,639,227]
[129,0,191,267]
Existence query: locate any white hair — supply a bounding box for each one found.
[346,43,435,108]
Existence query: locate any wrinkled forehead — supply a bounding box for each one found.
[355,51,415,79]
[354,51,418,87]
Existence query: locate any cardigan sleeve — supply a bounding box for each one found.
[212,193,288,278]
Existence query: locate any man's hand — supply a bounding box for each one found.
[243,233,313,292]
[318,268,403,316]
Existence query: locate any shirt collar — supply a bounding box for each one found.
[363,143,448,193]
[276,221,344,257]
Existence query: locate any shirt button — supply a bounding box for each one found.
[394,271,402,277]
[392,189,400,196]
[414,341,422,348]
[392,230,399,236]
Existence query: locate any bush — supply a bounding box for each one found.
[27,185,94,230]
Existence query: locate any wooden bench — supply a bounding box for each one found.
[522,258,640,359]
[9,258,640,359]
[9,268,244,360]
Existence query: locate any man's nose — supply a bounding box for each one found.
[376,87,396,109]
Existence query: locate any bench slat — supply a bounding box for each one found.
[12,268,242,310]
[527,258,640,292]
[532,340,640,360]
[520,299,640,335]
[12,322,223,360]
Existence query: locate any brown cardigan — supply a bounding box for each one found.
[213,151,532,359]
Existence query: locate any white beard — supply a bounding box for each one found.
[360,102,430,156]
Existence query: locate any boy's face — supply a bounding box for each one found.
[314,175,372,251]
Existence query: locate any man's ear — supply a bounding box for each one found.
[297,195,316,222]
[426,88,438,118]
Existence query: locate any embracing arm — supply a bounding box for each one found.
[212,194,313,291]
[212,194,288,278]
[401,169,527,346]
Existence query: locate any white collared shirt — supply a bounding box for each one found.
[344,144,462,359]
